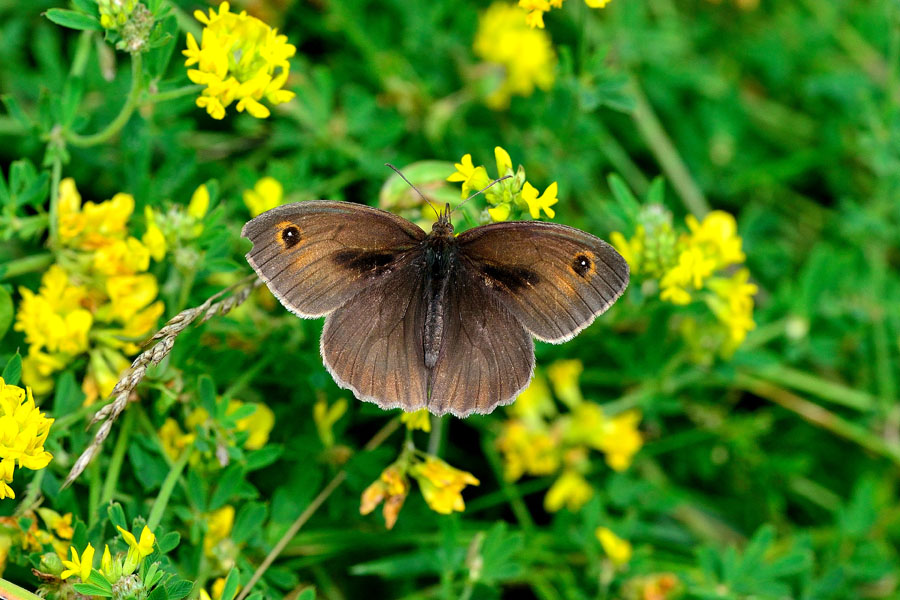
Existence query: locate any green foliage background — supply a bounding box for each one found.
[1,0,899,598]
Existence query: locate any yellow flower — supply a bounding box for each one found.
[400,409,431,433]
[142,207,167,261]
[188,184,211,219]
[360,465,410,529]
[585,0,613,6]
[243,177,284,217]
[488,204,511,222]
[0,378,54,498]
[117,525,155,574]
[546,359,583,407]
[37,509,73,540]
[686,211,745,269]
[98,0,136,29]
[158,418,196,461]
[594,410,642,471]
[595,527,632,566]
[544,469,593,512]
[15,266,93,356]
[494,146,513,175]
[106,274,159,323]
[100,544,114,576]
[60,543,94,581]
[21,349,67,396]
[313,397,347,449]
[610,228,644,275]
[58,178,84,243]
[59,184,135,250]
[659,245,716,305]
[231,401,275,450]
[509,372,556,424]
[183,2,297,120]
[92,237,151,276]
[204,505,235,555]
[496,420,560,480]
[83,349,130,405]
[447,154,491,199]
[521,181,558,219]
[410,456,480,515]
[474,3,557,109]
[706,268,758,348]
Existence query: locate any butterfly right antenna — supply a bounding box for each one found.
[453,174,511,215]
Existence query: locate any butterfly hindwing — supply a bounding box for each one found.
[456,221,629,343]
[242,201,426,318]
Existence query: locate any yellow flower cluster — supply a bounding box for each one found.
[447,146,558,222]
[519,0,613,29]
[183,2,296,120]
[595,526,632,566]
[98,0,137,29]
[612,209,758,354]
[474,3,556,109]
[60,525,156,583]
[496,360,643,513]
[360,453,480,529]
[159,399,275,463]
[243,176,284,217]
[0,378,53,499]
[15,178,167,401]
[0,508,73,571]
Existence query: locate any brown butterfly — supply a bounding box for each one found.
[242,192,628,417]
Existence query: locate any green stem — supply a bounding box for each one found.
[747,363,876,412]
[66,53,144,148]
[0,253,54,280]
[70,31,93,78]
[427,414,445,455]
[147,439,193,531]
[629,76,710,217]
[88,459,101,529]
[47,156,62,251]
[480,436,534,532]
[736,374,900,466]
[595,120,649,196]
[100,409,135,506]
[0,578,44,600]
[146,84,204,105]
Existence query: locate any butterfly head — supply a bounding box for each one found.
[432,202,454,237]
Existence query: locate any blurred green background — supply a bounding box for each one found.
[1,0,899,598]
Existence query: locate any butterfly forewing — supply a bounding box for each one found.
[457,221,629,343]
[242,202,426,317]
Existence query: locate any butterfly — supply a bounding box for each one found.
[242,193,629,417]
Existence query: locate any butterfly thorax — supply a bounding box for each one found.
[422,224,457,370]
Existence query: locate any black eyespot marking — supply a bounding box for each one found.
[482,264,540,291]
[281,226,301,249]
[334,249,396,275]
[572,253,592,277]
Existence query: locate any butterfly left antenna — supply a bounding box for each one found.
[385,163,441,220]
[453,174,511,215]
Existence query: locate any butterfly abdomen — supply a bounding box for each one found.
[422,233,457,370]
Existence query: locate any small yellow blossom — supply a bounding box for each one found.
[98,0,136,29]
[117,525,155,574]
[232,401,275,450]
[60,543,94,581]
[106,274,159,323]
[488,204,511,222]
[595,410,643,471]
[100,544,114,576]
[360,465,410,529]
[400,409,431,432]
[188,184,211,219]
[596,527,632,566]
[610,228,644,275]
[59,185,135,250]
[585,0,613,7]
[410,456,480,515]
[447,154,491,199]
[706,268,758,348]
[496,420,560,481]
[142,207,167,261]
[243,177,284,217]
[546,359,583,407]
[544,469,593,512]
[474,3,556,109]
[92,237,151,276]
[520,0,614,28]
[521,181,558,219]
[494,146,513,175]
[14,266,92,357]
[0,378,54,499]
[37,509,73,540]
[313,397,347,449]
[509,372,556,424]
[158,418,196,461]
[204,505,235,555]
[183,2,296,120]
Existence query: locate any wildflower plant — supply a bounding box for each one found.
[2,0,900,598]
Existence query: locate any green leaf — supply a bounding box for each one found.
[87,571,114,594]
[54,371,86,415]
[198,375,216,415]
[297,588,316,600]
[165,578,194,600]
[107,502,128,531]
[607,174,641,222]
[220,568,241,600]
[0,287,12,341]
[71,0,100,16]
[208,463,244,510]
[232,502,266,544]
[73,583,113,597]
[1,95,33,131]
[157,531,181,553]
[44,9,103,31]
[2,352,22,386]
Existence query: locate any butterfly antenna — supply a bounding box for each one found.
[385,163,441,220]
[453,174,512,215]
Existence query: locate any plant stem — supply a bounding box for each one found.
[66,53,143,147]
[47,156,62,251]
[0,253,54,280]
[0,578,44,600]
[235,417,401,600]
[480,436,534,532]
[147,438,193,531]
[747,363,876,412]
[736,374,900,466]
[100,408,135,506]
[146,84,204,105]
[596,120,649,196]
[629,76,710,217]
